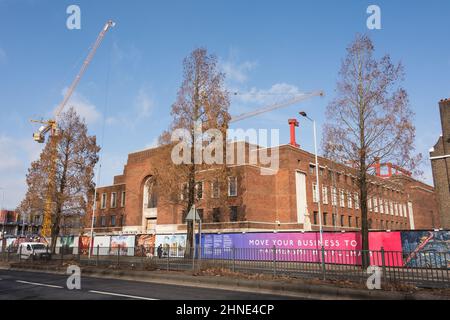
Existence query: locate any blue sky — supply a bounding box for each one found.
[0,0,449,209]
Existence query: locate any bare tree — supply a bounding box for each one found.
[157,48,230,256]
[322,34,421,266]
[17,107,100,252]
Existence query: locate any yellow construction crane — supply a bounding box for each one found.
[31,20,115,238]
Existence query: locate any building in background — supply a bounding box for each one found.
[430,98,450,229]
[85,125,440,236]
[0,210,19,236]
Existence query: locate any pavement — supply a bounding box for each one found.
[0,269,297,300]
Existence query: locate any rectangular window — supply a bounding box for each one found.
[211,181,219,199]
[380,199,384,214]
[385,201,389,215]
[339,189,345,208]
[120,215,124,226]
[373,197,378,213]
[309,165,315,175]
[212,208,221,222]
[323,213,328,226]
[111,192,117,208]
[101,193,107,209]
[356,217,359,228]
[180,183,188,201]
[100,216,106,227]
[394,202,398,216]
[229,206,238,222]
[121,191,126,207]
[228,177,237,197]
[347,191,352,208]
[348,216,352,227]
[340,215,345,227]
[390,201,394,215]
[403,204,407,217]
[332,187,337,206]
[313,212,318,225]
[312,183,318,203]
[368,198,372,211]
[322,186,328,205]
[93,216,97,227]
[111,215,116,227]
[354,193,359,209]
[381,220,384,229]
[332,214,337,226]
[196,181,203,199]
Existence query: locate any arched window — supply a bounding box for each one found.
[144,177,158,209]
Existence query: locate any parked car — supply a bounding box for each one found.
[17,242,51,261]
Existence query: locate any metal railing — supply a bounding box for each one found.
[1,245,448,289]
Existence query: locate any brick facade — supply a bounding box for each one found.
[85,141,440,235]
[430,99,450,228]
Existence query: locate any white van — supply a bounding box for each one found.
[17,242,51,260]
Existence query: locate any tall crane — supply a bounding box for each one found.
[31,20,115,238]
[230,90,324,123]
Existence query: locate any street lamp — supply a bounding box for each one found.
[299,112,323,246]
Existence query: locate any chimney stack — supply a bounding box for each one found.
[288,119,299,148]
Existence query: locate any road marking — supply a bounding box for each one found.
[16,280,63,289]
[88,290,158,300]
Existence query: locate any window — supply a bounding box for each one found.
[319,168,324,176]
[394,202,398,216]
[121,191,126,207]
[120,215,124,226]
[385,201,389,215]
[403,204,407,217]
[340,215,345,227]
[390,201,394,215]
[196,181,203,199]
[347,191,352,208]
[93,216,97,227]
[323,213,328,226]
[379,199,384,214]
[332,187,337,206]
[312,183,318,203]
[332,214,337,226]
[339,189,345,208]
[230,206,238,222]
[313,212,318,225]
[111,215,116,227]
[111,192,117,208]
[356,217,359,228]
[212,208,221,222]
[180,183,188,201]
[380,220,384,229]
[322,186,328,205]
[228,177,237,196]
[146,178,158,208]
[309,165,315,174]
[211,181,219,199]
[101,193,107,209]
[368,198,372,211]
[354,193,359,209]
[100,216,106,227]
[373,197,378,213]
[348,216,352,227]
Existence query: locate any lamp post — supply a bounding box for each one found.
[299,112,323,246]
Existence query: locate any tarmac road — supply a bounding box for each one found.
[0,269,296,300]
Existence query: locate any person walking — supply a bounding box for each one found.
[157,244,163,259]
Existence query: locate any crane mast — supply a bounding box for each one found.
[32,20,115,238]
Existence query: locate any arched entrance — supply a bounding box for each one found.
[142,176,158,233]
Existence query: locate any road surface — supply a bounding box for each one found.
[0,269,296,300]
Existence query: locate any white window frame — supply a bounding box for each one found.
[332,187,337,206]
[368,197,372,211]
[312,183,318,203]
[347,191,352,208]
[101,193,107,209]
[195,181,204,200]
[354,192,359,210]
[373,197,378,213]
[111,192,117,208]
[121,191,126,207]
[322,186,328,205]
[339,189,345,208]
[380,198,384,214]
[228,176,237,197]
[211,181,219,199]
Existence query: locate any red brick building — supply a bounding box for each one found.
[84,136,440,236]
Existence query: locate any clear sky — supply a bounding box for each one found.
[0,0,449,209]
